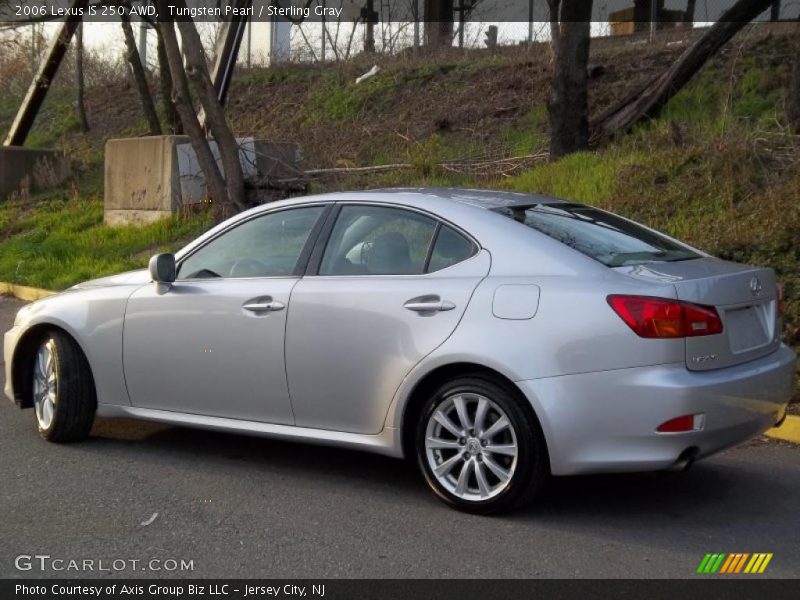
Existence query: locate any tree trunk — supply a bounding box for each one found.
[769,0,780,21]
[121,13,161,135]
[156,7,231,219]
[156,27,182,134]
[424,0,454,48]
[75,22,89,133]
[548,1,593,160]
[591,0,775,140]
[547,0,561,54]
[685,0,696,22]
[174,7,247,218]
[789,39,800,133]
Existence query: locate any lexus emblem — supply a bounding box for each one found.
[749,276,763,296]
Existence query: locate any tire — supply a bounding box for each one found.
[31,331,96,442]
[415,376,549,514]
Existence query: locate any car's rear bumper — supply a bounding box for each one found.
[518,344,796,476]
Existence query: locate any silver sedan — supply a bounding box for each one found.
[4,189,796,513]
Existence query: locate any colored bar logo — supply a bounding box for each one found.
[696,553,773,574]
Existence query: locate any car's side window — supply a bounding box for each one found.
[427,226,476,273]
[177,205,325,280]
[319,205,437,276]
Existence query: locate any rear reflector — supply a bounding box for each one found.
[657,414,705,433]
[607,295,723,339]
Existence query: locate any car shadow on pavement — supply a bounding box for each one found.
[86,417,424,489]
[86,418,792,521]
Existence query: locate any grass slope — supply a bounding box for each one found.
[0,27,797,397]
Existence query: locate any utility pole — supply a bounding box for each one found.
[528,0,534,46]
[363,0,376,53]
[649,0,658,43]
[413,0,420,50]
[321,0,326,62]
[458,1,465,48]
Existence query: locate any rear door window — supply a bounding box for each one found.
[319,205,437,275]
[495,203,700,267]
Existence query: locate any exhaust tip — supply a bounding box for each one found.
[671,447,699,472]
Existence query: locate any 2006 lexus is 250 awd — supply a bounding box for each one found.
[4,189,796,513]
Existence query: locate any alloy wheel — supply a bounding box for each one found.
[33,339,58,431]
[424,392,518,502]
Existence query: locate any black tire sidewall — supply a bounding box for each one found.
[34,331,95,442]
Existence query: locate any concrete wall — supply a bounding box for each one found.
[104,135,301,227]
[0,147,70,200]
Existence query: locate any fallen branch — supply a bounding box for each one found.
[302,163,413,176]
[245,152,551,192]
[590,0,775,142]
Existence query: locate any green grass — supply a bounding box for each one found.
[0,184,211,290]
[236,64,318,86]
[502,105,549,156]
[0,87,79,150]
[304,69,399,123]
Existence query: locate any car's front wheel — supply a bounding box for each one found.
[32,331,96,442]
[416,376,548,514]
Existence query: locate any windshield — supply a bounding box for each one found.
[495,203,700,267]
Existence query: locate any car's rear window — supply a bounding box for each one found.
[494,203,700,267]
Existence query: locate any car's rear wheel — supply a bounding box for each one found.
[32,331,96,442]
[415,376,548,514]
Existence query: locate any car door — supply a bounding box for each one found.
[123,204,328,424]
[285,203,491,434]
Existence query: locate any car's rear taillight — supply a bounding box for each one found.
[607,295,723,339]
[776,283,783,318]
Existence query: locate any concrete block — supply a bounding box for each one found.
[0,147,70,199]
[104,136,186,216]
[104,135,301,227]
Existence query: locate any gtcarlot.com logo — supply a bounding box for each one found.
[697,552,773,574]
[14,554,194,573]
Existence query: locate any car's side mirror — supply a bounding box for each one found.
[149,253,176,285]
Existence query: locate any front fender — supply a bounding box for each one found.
[7,285,142,408]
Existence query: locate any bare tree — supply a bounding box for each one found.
[156,1,233,220]
[155,28,181,134]
[592,0,777,139]
[174,10,247,217]
[789,38,800,133]
[75,22,89,132]
[547,0,561,54]
[548,0,593,160]
[121,12,161,135]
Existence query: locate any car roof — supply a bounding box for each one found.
[301,188,567,209]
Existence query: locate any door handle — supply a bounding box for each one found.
[243,298,285,313]
[403,296,456,313]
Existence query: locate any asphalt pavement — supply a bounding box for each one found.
[0,294,798,579]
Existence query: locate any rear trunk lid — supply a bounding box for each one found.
[615,258,780,371]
